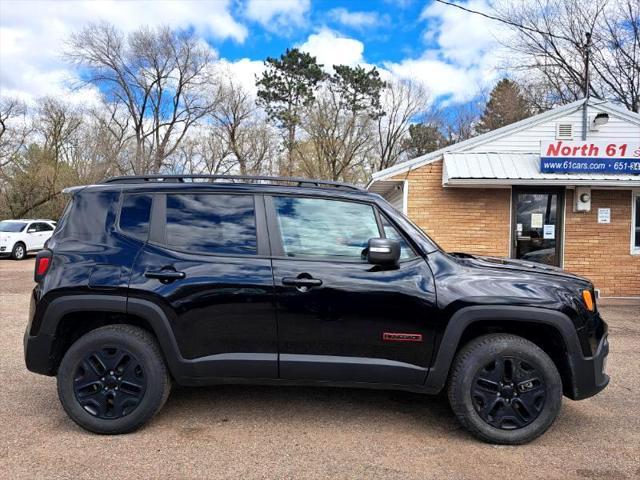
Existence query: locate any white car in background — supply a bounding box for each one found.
[0,219,57,260]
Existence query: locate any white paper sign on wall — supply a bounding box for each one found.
[597,208,611,223]
[543,224,555,239]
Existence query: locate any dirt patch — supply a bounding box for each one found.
[1,258,638,479]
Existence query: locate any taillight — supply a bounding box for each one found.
[34,251,52,282]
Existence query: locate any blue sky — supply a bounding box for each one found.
[219,0,429,64]
[0,0,504,108]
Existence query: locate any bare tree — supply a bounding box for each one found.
[169,132,237,176]
[373,79,431,171]
[66,22,218,173]
[491,0,639,111]
[5,98,84,218]
[213,80,276,175]
[441,101,482,144]
[0,97,31,171]
[591,0,640,112]
[299,84,376,182]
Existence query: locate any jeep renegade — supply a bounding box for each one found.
[24,175,609,444]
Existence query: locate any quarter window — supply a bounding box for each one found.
[120,194,152,241]
[35,222,54,232]
[165,194,257,255]
[381,216,416,260]
[273,197,380,260]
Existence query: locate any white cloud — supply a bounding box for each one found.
[0,0,246,104]
[298,29,365,69]
[214,58,266,97]
[383,0,506,104]
[385,57,487,103]
[420,0,503,67]
[328,8,384,29]
[244,0,309,32]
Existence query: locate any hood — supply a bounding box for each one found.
[448,252,590,284]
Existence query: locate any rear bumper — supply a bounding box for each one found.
[24,331,56,375]
[565,332,609,400]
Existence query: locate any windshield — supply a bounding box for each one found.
[0,221,27,232]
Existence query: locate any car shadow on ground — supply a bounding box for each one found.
[156,383,465,435]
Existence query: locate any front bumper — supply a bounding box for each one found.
[566,331,609,400]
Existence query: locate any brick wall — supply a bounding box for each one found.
[393,159,511,257]
[564,189,640,297]
[392,159,639,297]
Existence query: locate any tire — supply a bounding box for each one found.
[447,334,562,445]
[11,242,26,260]
[57,325,171,434]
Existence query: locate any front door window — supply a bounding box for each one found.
[513,191,562,266]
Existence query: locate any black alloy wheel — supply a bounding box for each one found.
[58,325,170,434]
[448,334,562,444]
[73,347,147,419]
[471,356,546,430]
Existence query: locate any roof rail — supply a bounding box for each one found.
[102,174,365,191]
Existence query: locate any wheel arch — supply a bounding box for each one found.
[425,306,583,396]
[39,295,183,378]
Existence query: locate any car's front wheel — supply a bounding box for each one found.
[11,242,26,260]
[447,334,562,444]
[57,325,171,434]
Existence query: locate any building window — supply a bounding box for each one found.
[633,193,640,254]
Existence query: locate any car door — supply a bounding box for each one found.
[24,222,40,250]
[128,191,278,379]
[36,222,55,248]
[266,195,438,386]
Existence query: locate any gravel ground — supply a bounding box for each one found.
[1,258,638,479]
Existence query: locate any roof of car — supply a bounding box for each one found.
[3,219,56,223]
[69,175,380,202]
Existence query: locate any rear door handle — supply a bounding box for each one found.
[282,277,322,288]
[145,269,186,282]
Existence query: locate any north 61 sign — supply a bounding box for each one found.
[540,140,640,174]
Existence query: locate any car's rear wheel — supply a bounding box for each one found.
[11,242,26,260]
[57,325,171,434]
[447,334,562,444]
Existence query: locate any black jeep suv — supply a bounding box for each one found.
[24,175,609,444]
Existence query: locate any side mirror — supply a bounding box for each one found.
[27,228,36,233]
[367,238,400,266]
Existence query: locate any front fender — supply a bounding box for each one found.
[423,305,583,394]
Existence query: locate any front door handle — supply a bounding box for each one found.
[282,276,322,291]
[145,269,186,282]
[282,277,322,287]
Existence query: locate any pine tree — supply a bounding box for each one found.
[403,123,448,158]
[256,48,325,175]
[476,79,532,134]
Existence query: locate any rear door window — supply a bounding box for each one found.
[165,194,257,255]
[35,223,54,232]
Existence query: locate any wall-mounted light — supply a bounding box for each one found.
[591,113,609,130]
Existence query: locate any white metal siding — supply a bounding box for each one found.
[385,185,404,211]
[444,153,640,184]
[466,105,640,153]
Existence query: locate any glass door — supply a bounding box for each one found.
[512,189,564,266]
